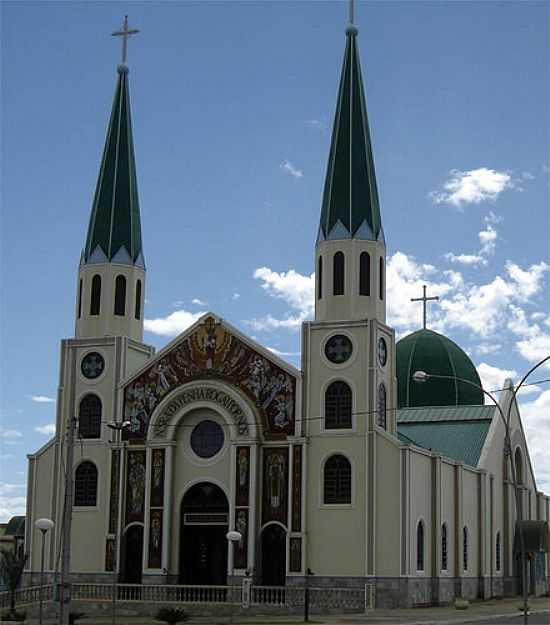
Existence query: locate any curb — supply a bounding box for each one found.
[403,607,550,625]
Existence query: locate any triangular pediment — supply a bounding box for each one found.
[122,313,299,441]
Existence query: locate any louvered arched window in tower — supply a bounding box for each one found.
[78,394,102,439]
[333,252,345,296]
[90,275,101,316]
[114,275,126,316]
[135,279,142,320]
[74,461,98,507]
[325,381,352,429]
[463,526,469,571]
[359,252,370,295]
[323,455,351,504]
[496,531,501,572]
[441,523,448,571]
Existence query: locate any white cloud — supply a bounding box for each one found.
[144,310,203,337]
[248,267,314,331]
[0,483,25,496]
[445,252,484,266]
[521,390,550,494]
[280,160,303,179]
[0,428,22,439]
[507,306,550,369]
[0,495,26,523]
[431,168,513,208]
[477,362,517,395]
[478,223,498,256]
[34,423,56,436]
[476,343,502,356]
[266,347,301,358]
[505,261,549,300]
[191,298,208,307]
[29,395,55,403]
[232,293,240,300]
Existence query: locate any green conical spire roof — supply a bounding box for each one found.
[318,25,382,243]
[83,64,144,267]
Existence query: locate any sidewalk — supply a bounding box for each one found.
[320,596,550,625]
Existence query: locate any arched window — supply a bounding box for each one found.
[333,252,345,296]
[135,279,142,320]
[325,381,352,429]
[317,256,323,300]
[359,252,370,296]
[323,455,351,504]
[515,448,523,485]
[441,523,448,571]
[78,394,102,439]
[417,521,425,571]
[496,531,501,572]
[114,275,126,316]
[90,274,101,316]
[77,279,83,318]
[377,383,387,429]
[74,461,98,507]
[463,526,468,571]
[379,257,384,300]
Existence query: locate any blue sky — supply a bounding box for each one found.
[1,1,549,520]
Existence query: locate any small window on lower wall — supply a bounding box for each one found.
[377,383,387,429]
[463,526,469,571]
[323,454,351,504]
[417,520,425,571]
[496,531,501,572]
[441,523,448,571]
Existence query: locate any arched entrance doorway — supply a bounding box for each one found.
[261,524,286,586]
[121,524,144,583]
[180,482,229,585]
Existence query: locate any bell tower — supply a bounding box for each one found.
[75,29,145,342]
[314,21,386,325]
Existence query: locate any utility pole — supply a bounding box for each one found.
[58,415,77,625]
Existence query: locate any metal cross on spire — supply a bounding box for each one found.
[349,0,355,24]
[112,16,139,65]
[411,285,440,330]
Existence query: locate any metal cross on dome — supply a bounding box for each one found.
[411,285,440,330]
[112,16,139,64]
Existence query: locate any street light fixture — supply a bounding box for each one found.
[412,355,550,625]
[226,530,242,621]
[35,518,54,625]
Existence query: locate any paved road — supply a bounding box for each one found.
[457,615,550,625]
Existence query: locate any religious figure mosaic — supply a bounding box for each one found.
[123,316,296,439]
[150,448,165,508]
[125,450,146,523]
[108,449,120,534]
[234,509,248,569]
[262,447,289,525]
[148,509,163,569]
[235,446,250,507]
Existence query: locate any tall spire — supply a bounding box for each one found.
[318,17,382,243]
[83,18,143,267]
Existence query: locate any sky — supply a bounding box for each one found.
[1,0,549,522]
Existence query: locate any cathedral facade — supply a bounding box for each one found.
[25,17,550,609]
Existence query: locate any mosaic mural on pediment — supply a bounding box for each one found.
[123,316,296,440]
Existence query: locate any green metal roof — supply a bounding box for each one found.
[318,26,382,243]
[396,329,484,409]
[83,65,144,267]
[396,405,494,467]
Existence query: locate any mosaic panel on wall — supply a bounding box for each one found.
[291,445,302,533]
[125,450,146,525]
[123,316,296,440]
[148,509,163,569]
[148,448,166,569]
[234,446,250,569]
[262,447,289,525]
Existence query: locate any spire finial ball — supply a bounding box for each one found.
[346,24,358,36]
[117,63,129,74]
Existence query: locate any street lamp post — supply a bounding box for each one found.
[106,420,131,625]
[413,355,550,625]
[35,518,55,625]
[226,530,242,623]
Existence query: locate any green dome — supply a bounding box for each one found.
[396,329,484,409]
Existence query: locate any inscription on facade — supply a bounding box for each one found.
[154,387,249,436]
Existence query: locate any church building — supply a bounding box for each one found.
[25,13,550,609]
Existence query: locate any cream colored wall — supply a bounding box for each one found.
[76,262,145,342]
[314,239,386,323]
[167,407,234,576]
[440,461,456,575]
[409,450,432,576]
[375,433,401,576]
[462,469,480,576]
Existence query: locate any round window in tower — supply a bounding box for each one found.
[190,420,225,459]
[324,334,353,364]
[81,352,105,379]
